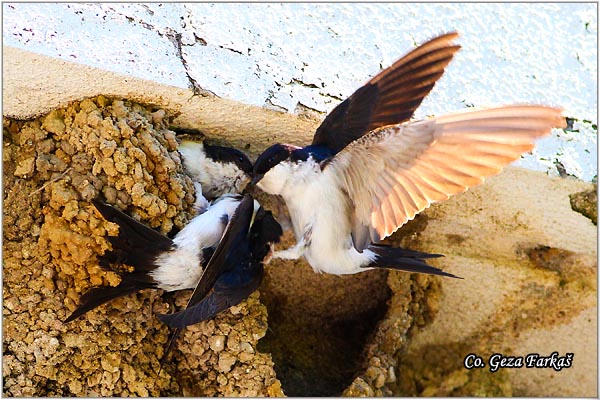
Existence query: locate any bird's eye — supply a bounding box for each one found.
[268,157,275,164]
[238,156,245,163]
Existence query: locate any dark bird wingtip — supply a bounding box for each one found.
[157,327,183,377]
[156,312,170,324]
[63,313,78,324]
[443,271,463,279]
[91,197,111,211]
[156,311,189,329]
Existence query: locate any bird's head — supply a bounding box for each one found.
[249,207,283,261]
[204,144,253,176]
[251,143,301,195]
[179,139,254,198]
[202,144,254,195]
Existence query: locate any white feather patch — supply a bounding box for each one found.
[179,141,249,198]
[151,195,241,291]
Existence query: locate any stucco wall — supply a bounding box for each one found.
[3,2,598,180]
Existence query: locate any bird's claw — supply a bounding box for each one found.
[192,182,210,215]
[272,247,302,260]
[263,245,274,264]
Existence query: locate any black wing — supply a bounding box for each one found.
[159,207,283,329]
[311,32,460,154]
[157,194,255,328]
[65,200,168,323]
[156,263,263,374]
[160,268,264,329]
[156,198,284,372]
[63,275,155,323]
[92,199,173,273]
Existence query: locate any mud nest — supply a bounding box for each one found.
[3,96,280,396]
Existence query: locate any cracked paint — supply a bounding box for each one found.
[2,2,597,181]
[167,29,213,96]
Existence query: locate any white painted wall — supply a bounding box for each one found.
[3,3,597,181]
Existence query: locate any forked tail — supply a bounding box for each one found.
[64,274,155,323]
[64,200,171,322]
[92,199,174,273]
[369,245,460,278]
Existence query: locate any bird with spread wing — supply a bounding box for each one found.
[251,32,565,276]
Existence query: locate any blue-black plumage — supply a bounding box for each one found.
[158,194,282,328]
[156,194,282,371]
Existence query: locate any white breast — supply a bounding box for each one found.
[151,196,241,291]
[280,161,377,275]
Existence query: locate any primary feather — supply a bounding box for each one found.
[312,32,460,153]
[327,105,566,249]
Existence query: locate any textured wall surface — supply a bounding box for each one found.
[3,2,598,180]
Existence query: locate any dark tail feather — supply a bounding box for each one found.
[157,328,183,376]
[64,274,155,323]
[64,200,170,323]
[92,199,173,273]
[369,245,461,279]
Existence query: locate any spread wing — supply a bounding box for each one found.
[327,105,566,251]
[311,32,461,154]
[158,195,253,325]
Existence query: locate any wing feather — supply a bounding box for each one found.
[412,161,472,193]
[408,164,453,199]
[379,173,408,223]
[396,171,430,210]
[329,105,565,249]
[312,32,460,153]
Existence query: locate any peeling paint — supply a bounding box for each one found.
[2,3,598,180]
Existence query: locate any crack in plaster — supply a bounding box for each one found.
[91,4,211,98]
[166,29,215,98]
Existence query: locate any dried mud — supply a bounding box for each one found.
[570,186,597,225]
[2,95,459,397]
[2,96,281,396]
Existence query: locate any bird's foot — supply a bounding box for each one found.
[263,245,274,264]
[272,246,303,260]
[192,182,210,215]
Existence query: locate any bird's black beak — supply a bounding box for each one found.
[250,174,263,187]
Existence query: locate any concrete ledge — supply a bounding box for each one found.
[4,46,320,158]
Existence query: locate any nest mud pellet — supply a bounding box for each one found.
[2,96,281,396]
